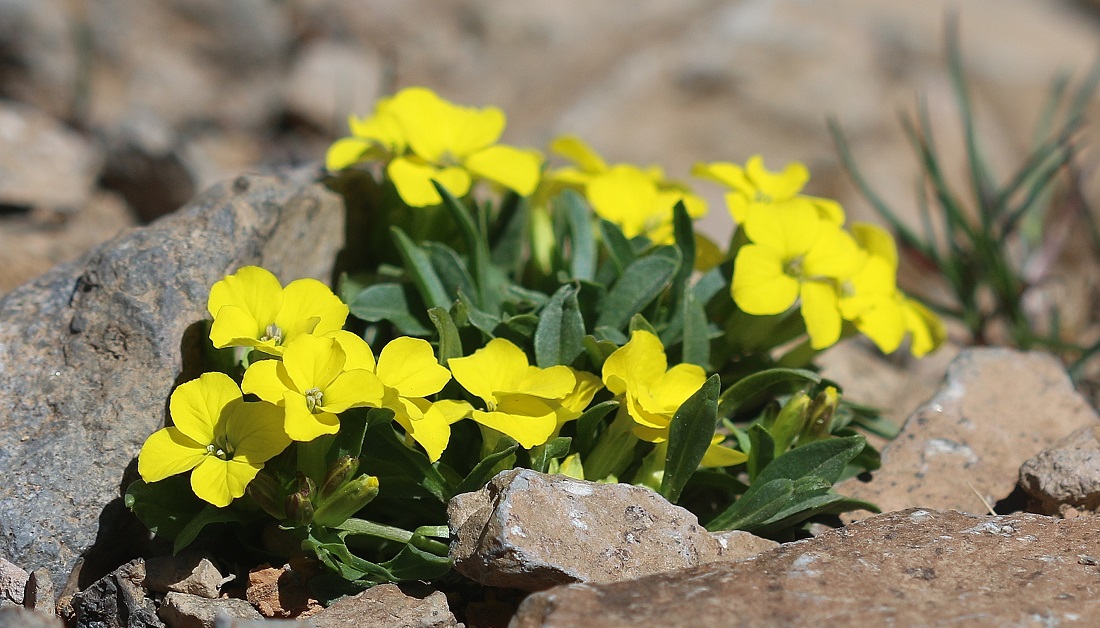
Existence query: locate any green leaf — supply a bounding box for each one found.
[593,326,629,345]
[173,505,247,554]
[628,313,658,336]
[379,533,453,581]
[529,437,573,474]
[598,219,636,278]
[679,287,710,368]
[361,423,450,502]
[427,307,463,366]
[716,368,822,421]
[751,493,880,536]
[124,476,205,542]
[705,478,794,531]
[754,435,867,487]
[559,190,597,281]
[347,283,431,336]
[671,201,696,295]
[390,226,451,311]
[433,181,498,314]
[456,290,501,336]
[573,400,619,454]
[424,242,476,302]
[452,439,520,497]
[582,335,620,371]
[534,283,587,367]
[660,374,720,503]
[746,423,775,481]
[596,246,681,330]
[494,313,540,347]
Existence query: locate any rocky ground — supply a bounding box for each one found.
[3,1,1100,627]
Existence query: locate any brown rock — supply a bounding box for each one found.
[157,592,262,628]
[310,583,458,628]
[835,348,1100,518]
[245,565,322,619]
[22,568,53,613]
[283,40,384,136]
[448,469,777,592]
[1019,425,1100,515]
[0,558,27,607]
[513,508,1100,627]
[144,553,225,599]
[0,607,63,628]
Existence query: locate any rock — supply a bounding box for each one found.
[0,101,102,214]
[71,559,162,628]
[157,592,262,628]
[1019,425,1100,515]
[283,40,384,136]
[0,607,63,628]
[310,583,458,628]
[512,508,1100,627]
[144,553,225,599]
[245,564,322,619]
[0,0,80,120]
[835,348,1100,518]
[448,469,778,592]
[22,568,53,614]
[211,617,301,628]
[0,558,27,607]
[0,167,345,591]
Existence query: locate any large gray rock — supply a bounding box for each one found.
[836,348,1100,519]
[0,167,344,590]
[1019,424,1100,515]
[449,469,778,592]
[513,508,1100,627]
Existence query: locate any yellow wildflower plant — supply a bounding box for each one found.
[241,333,384,442]
[137,372,290,508]
[553,368,604,430]
[328,86,542,207]
[732,200,865,349]
[325,95,407,171]
[694,155,844,227]
[448,337,577,449]
[602,330,745,465]
[207,266,348,357]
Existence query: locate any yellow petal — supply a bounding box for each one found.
[432,399,473,424]
[515,364,575,400]
[804,224,865,280]
[465,145,543,196]
[601,330,669,394]
[854,300,907,354]
[283,391,341,441]
[329,330,377,372]
[806,196,847,226]
[800,281,843,350]
[700,436,749,468]
[743,199,820,259]
[169,372,243,445]
[745,155,808,200]
[207,266,284,332]
[325,136,373,171]
[851,221,898,271]
[276,278,348,340]
[208,305,266,350]
[375,337,450,397]
[586,166,660,238]
[559,369,603,417]
[694,234,724,272]
[322,369,385,412]
[392,398,451,462]
[731,245,799,315]
[137,427,207,483]
[387,157,471,207]
[386,87,454,163]
[449,338,529,404]
[224,401,290,464]
[473,396,558,449]
[241,359,294,405]
[190,457,260,507]
[903,296,946,358]
[692,161,748,191]
[650,363,707,410]
[281,334,346,393]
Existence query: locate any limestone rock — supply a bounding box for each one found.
[0,607,63,628]
[0,167,344,590]
[0,557,27,607]
[245,564,322,619]
[157,592,262,628]
[144,553,225,599]
[283,40,384,136]
[22,568,53,614]
[448,469,777,592]
[1019,424,1100,515]
[835,348,1100,518]
[310,583,458,628]
[513,508,1100,626]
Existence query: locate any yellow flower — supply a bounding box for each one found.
[340,334,455,462]
[448,338,576,449]
[325,95,407,171]
[731,200,865,349]
[693,155,844,227]
[207,266,348,357]
[138,372,290,507]
[553,368,604,429]
[839,223,946,357]
[546,136,707,244]
[241,333,385,442]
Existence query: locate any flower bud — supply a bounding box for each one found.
[770,391,811,455]
[246,471,286,520]
[801,386,839,442]
[319,456,360,500]
[284,489,315,527]
[312,475,380,527]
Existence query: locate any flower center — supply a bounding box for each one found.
[783,256,805,279]
[205,437,235,461]
[260,324,284,345]
[305,387,324,413]
[754,190,774,204]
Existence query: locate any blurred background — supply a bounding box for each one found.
[1,0,1099,303]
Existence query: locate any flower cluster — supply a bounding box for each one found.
[130,86,946,595]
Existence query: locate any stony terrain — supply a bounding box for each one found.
[3,2,1100,627]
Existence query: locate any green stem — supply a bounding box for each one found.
[336,518,450,556]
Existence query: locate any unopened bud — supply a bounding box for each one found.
[284,489,315,527]
[770,391,811,456]
[319,456,360,500]
[246,471,285,520]
[312,475,380,527]
[801,386,839,442]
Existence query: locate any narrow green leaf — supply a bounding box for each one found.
[746,424,775,481]
[347,283,431,336]
[530,437,573,474]
[751,493,881,535]
[660,374,720,503]
[494,313,540,347]
[361,423,450,502]
[558,190,598,281]
[679,287,710,367]
[433,181,498,313]
[424,242,476,302]
[457,290,500,336]
[705,478,794,531]
[452,440,520,497]
[596,247,681,330]
[390,226,451,310]
[582,335,619,371]
[598,219,636,278]
[125,476,205,542]
[593,326,629,345]
[753,435,867,487]
[671,201,696,295]
[628,313,658,336]
[573,400,619,454]
[534,283,587,367]
[427,307,463,366]
[716,368,821,421]
[173,506,246,554]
